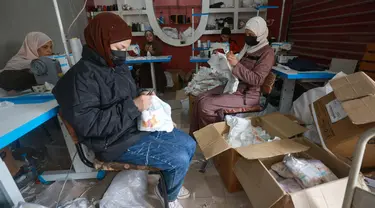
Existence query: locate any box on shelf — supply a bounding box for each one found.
[312,72,375,168]
[234,137,368,208]
[193,113,309,192]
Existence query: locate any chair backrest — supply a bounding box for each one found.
[261,72,276,95]
[58,111,95,168]
[58,112,79,145]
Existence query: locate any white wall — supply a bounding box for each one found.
[0,0,88,68]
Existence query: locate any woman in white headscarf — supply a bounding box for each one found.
[190,16,275,134]
[0,32,52,92]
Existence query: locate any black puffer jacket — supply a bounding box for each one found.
[53,46,149,161]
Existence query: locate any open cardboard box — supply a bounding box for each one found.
[193,113,309,192]
[234,137,369,208]
[312,72,375,168]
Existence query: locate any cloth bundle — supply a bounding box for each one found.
[207,52,239,94]
[184,67,228,96]
[184,52,239,96]
[137,95,174,132]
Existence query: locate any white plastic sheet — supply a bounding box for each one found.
[100,170,149,208]
[138,95,174,132]
[207,53,239,94]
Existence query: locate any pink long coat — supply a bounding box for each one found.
[189,45,275,134]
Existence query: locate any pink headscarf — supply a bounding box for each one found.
[2,32,52,72]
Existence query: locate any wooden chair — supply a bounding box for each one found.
[59,112,169,208]
[359,43,375,80]
[221,72,277,117]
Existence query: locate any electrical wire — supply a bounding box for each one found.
[67,0,88,37]
[55,151,78,208]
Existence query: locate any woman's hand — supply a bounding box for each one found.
[144,44,151,52]
[227,51,239,66]
[133,95,152,111]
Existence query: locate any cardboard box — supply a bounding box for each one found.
[1,148,19,176]
[234,137,368,208]
[194,113,309,192]
[312,72,375,167]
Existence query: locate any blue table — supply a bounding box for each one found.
[0,99,59,205]
[272,66,336,113]
[126,56,172,91]
[190,56,209,73]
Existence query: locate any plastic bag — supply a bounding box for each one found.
[100,170,150,208]
[271,162,294,179]
[307,159,338,182]
[184,67,227,96]
[278,179,303,193]
[283,154,324,188]
[269,169,284,182]
[138,95,174,132]
[291,72,346,125]
[59,198,93,208]
[14,202,47,208]
[225,116,261,148]
[208,52,239,94]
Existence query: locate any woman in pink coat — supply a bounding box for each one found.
[190,17,275,134]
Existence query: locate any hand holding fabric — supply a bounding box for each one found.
[227,51,238,66]
[134,95,152,111]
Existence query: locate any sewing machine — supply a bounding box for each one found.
[30,56,63,86]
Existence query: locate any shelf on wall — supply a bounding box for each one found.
[92,11,119,15]
[204,29,244,35]
[208,7,258,13]
[120,10,147,15]
[132,32,145,36]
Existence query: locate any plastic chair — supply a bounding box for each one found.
[199,72,277,173]
[342,128,375,208]
[59,112,169,208]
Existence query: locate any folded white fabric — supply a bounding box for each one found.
[138,95,174,132]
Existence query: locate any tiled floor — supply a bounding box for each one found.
[28,92,253,208]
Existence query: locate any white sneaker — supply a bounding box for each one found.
[177,186,190,199]
[154,186,184,208]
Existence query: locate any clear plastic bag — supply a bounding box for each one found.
[138,95,174,132]
[283,154,324,188]
[100,170,150,208]
[278,179,303,193]
[307,159,338,182]
[14,202,47,208]
[271,162,294,179]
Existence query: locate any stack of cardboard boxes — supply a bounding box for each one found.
[193,72,374,208]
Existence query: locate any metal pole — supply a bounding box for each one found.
[278,0,286,42]
[150,63,157,91]
[342,128,375,208]
[192,8,195,57]
[52,0,73,67]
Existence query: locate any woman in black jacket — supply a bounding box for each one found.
[52,13,195,208]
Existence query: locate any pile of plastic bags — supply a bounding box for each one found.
[184,67,228,96]
[184,52,238,96]
[225,116,280,148]
[270,154,338,193]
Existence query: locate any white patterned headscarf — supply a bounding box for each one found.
[2,32,52,72]
[237,17,269,60]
